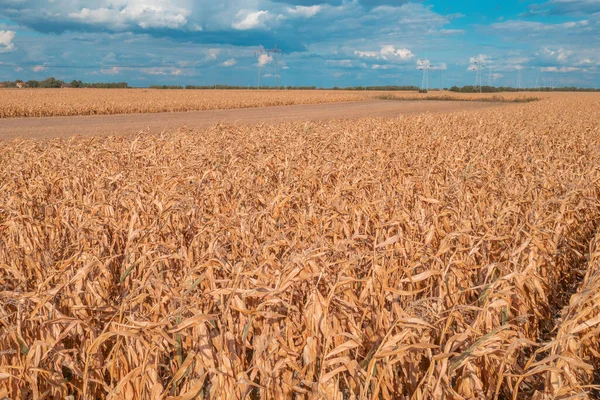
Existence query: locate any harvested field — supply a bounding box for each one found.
[1,93,600,399]
[0,88,543,118]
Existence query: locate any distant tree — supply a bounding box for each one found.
[26,80,39,88]
[71,80,83,88]
[39,77,63,88]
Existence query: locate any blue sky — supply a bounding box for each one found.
[0,0,598,88]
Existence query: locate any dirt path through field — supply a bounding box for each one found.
[0,100,502,140]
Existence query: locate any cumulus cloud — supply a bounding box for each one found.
[32,65,47,72]
[287,5,321,18]
[380,45,415,61]
[355,46,414,63]
[416,59,431,69]
[258,54,273,66]
[232,10,273,30]
[68,2,190,30]
[0,30,16,53]
[415,59,446,71]
[467,54,491,70]
[535,47,573,64]
[354,51,379,58]
[469,54,490,64]
[222,58,237,67]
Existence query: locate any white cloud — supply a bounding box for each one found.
[222,58,236,67]
[68,3,190,30]
[287,5,321,18]
[232,10,272,30]
[0,30,16,53]
[258,54,273,66]
[206,48,221,60]
[417,59,445,70]
[540,66,581,72]
[354,51,379,58]
[372,64,392,70]
[333,72,349,78]
[436,29,465,35]
[142,67,183,76]
[101,67,121,75]
[32,65,47,72]
[326,59,354,68]
[355,46,414,63]
[417,60,447,71]
[417,59,431,69]
[536,47,573,64]
[467,54,491,71]
[469,54,490,64]
[380,45,415,61]
[492,73,504,80]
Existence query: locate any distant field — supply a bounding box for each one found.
[0,88,545,118]
[1,93,599,399]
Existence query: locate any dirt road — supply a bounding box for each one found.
[0,100,501,140]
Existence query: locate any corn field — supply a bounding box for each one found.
[1,93,599,399]
[0,89,371,118]
[0,89,542,118]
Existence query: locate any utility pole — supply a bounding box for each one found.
[254,45,283,90]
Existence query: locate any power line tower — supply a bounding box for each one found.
[517,68,523,91]
[254,45,283,90]
[473,61,484,93]
[418,60,429,92]
[254,45,266,90]
[488,66,492,87]
[271,45,283,89]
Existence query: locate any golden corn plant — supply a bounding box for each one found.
[0,93,599,399]
[0,88,542,118]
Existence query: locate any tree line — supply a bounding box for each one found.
[449,85,599,93]
[0,77,129,88]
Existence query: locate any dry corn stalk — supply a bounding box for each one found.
[0,93,599,399]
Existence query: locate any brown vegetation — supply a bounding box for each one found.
[0,89,371,118]
[1,93,599,399]
[0,88,545,118]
